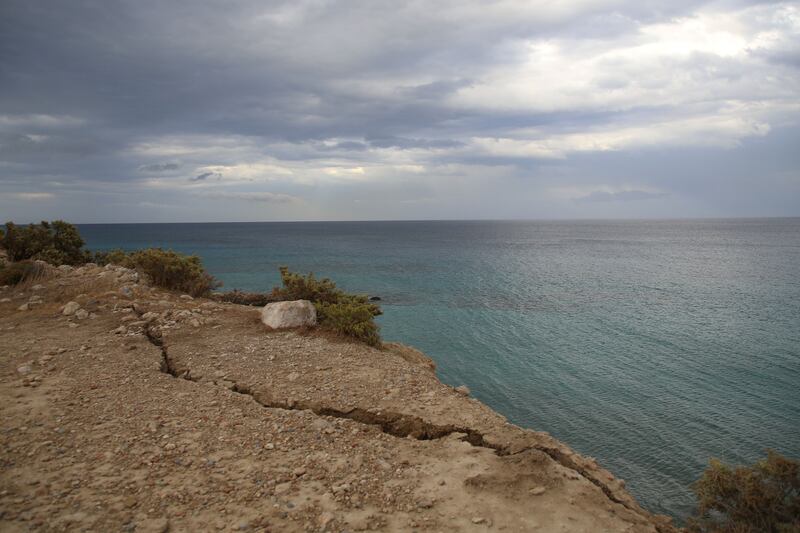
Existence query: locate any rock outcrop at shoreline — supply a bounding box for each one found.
[0,263,678,532]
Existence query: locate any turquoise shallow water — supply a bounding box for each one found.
[78,218,800,521]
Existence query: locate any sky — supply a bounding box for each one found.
[1,0,799,223]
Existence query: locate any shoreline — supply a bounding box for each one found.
[1,262,678,532]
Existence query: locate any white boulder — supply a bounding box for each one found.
[261,300,317,329]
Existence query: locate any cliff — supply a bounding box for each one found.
[0,263,678,532]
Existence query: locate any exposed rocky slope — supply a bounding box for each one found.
[0,263,678,532]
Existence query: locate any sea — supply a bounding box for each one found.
[78,218,800,521]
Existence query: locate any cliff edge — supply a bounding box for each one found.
[0,263,678,532]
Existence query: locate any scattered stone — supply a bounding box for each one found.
[75,309,89,320]
[62,301,81,316]
[31,284,45,291]
[260,300,317,329]
[318,512,335,530]
[416,497,434,509]
[455,385,471,396]
[287,372,300,382]
[0,298,11,303]
[530,486,546,496]
[180,294,194,300]
[471,517,486,524]
[17,303,30,311]
[17,365,32,375]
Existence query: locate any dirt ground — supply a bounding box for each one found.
[0,263,678,532]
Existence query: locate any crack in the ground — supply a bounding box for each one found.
[140,320,667,529]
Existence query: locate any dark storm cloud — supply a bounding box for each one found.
[0,0,797,221]
[190,172,219,182]
[139,163,181,172]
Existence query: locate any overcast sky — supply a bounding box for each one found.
[1,0,798,222]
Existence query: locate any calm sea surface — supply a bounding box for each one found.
[78,219,800,521]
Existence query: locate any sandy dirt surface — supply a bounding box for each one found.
[0,263,678,532]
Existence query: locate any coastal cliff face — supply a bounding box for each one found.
[0,263,677,532]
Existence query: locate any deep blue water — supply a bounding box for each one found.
[78,219,800,521]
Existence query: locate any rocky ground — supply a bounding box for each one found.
[0,262,678,532]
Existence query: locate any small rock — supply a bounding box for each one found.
[180,294,194,300]
[471,517,486,524]
[530,486,546,496]
[293,467,306,477]
[416,497,434,509]
[455,385,471,396]
[17,303,30,311]
[74,309,89,320]
[0,298,11,303]
[318,512,335,530]
[17,365,32,375]
[31,284,45,291]
[62,301,81,316]
[287,372,300,382]
[137,517,169,533]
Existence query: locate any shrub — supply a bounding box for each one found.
[0,260,51,286]
[98,248,221,297]
[689,450,799,533]
[2,220,89,265]
[273,267,382,346]
[212,289,279,307]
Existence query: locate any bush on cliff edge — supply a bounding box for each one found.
[272,267,382,346]
[689,450,799,533]
[2,220,88,265]
[96,248,221,297]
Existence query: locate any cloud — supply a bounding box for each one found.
[577,189,668,202]
[0,0,798,221]
[190,171,221,182]
[139,162,181,172]
[192,191,299,203]
[7,192,56,200]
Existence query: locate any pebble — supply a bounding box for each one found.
[62,301,80,316]
[17,365,32,375]
[471,517,486,524]
[455,385,471,396]
[17,303,30,311]
[287,372,300,382]
[75,309,89,320]
[530,486,546,495]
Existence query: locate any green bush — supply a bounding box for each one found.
[0,260,50,286]
[99,248,221,297]
[273,267,382,346]
[2,220,89,265]
[689,450,799,533]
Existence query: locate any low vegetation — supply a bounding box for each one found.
[272,267,382,346]
[689,450,799,533]
[1,220,89,265]
[96,248,221,297]
[0,260,52,287]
